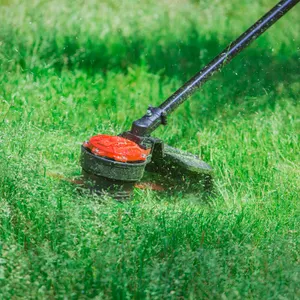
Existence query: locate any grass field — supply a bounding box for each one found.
[0,0,299,298]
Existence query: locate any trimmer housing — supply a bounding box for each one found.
[81,146,148,199]
[81,135,213,199]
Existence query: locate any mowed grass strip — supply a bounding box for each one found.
[0,0,299,299]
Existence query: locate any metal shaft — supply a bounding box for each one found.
[130,0,299,138]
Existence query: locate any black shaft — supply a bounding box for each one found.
[160,0,298,114]
[129,0,299,138]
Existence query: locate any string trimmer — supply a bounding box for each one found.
[80,0,299,199]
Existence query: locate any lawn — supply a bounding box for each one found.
[0,0,299,299]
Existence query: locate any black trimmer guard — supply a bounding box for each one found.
[80,138,213,199]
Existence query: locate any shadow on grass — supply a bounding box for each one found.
[3,25,298,79]
[45,34,299,86]
[2,27,299,121]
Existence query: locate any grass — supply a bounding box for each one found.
[0,0,299,298]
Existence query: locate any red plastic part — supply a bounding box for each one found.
[83,134,150,163]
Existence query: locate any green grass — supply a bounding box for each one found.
[0,0,299,298]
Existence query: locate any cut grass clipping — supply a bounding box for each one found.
[0,0,299,299]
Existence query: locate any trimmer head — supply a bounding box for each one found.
[80,134,213,199]
[80,135,150,199]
